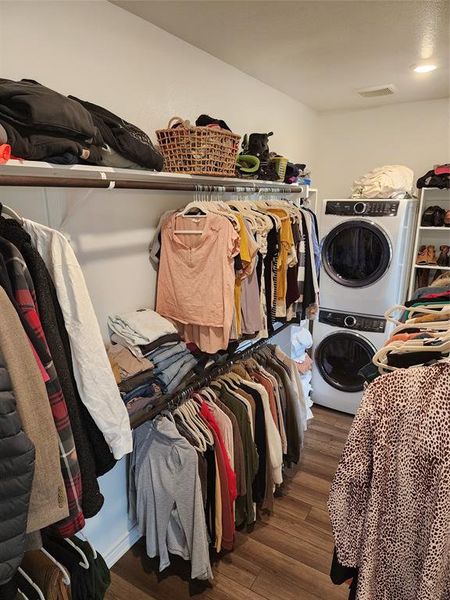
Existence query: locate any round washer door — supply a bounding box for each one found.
[322,220,391,287]
[315,331,375,392]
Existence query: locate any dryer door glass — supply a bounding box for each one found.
[315,332,375,392]
[323,221,391,287]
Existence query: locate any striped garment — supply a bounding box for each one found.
[0,238,84,536]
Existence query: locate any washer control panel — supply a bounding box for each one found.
[325,200,399,217]
[319,310,386,333]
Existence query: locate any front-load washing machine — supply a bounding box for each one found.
[319,198,417,315]
[312,308,391,414]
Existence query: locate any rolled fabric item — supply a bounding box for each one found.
[0,143,11,164]
[236,154,260,174]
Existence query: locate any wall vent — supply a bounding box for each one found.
[357,84,397,98]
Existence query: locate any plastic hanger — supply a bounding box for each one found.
[186,398,214,445]
[196,200,241,231]
[391,321,450,336]
[218,374,239,390]
[386,303,450,325]
[406,306,450,323]
[373,338,450,372]
[17,590,29,600]
[66,538,90,569]
[199,387,218,402]
[78,531,97,559]
[17,568,45,600]
[174,404,206,451]
[177,202,208,217]
[0,203,23,223]
[41,549,71,585]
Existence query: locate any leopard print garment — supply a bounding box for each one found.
[328,362,450,600]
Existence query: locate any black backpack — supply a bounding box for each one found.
[70,95,164,171]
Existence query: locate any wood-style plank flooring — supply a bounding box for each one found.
[107,406,354,600]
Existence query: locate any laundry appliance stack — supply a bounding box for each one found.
[312,198,417,414]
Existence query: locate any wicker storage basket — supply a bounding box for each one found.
[156,117,241,177]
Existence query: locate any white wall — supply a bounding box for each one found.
[0,0,316,166]
[0,0,317,566]
[315,98,450,199]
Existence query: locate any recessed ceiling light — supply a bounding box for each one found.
[413,64,437,73]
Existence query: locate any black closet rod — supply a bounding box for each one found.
[0,174,306,194]
[130,320,297,430]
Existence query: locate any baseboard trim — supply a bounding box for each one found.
[104,524,142,568]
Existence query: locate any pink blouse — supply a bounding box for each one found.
[156,213,239,352]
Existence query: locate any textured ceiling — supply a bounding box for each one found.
[111,0,449,111]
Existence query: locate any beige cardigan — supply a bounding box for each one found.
[0,287,68,531]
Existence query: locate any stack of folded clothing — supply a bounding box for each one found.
[107,309,198,416]
[108,308,178,355]
[142,339,197,393]
[107,343,154,384]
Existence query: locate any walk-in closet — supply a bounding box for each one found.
[0,1,448,600]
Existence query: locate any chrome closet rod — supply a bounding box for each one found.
[130,319,297,430]
[0,174,306,194]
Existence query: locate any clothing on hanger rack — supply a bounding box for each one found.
[0,205,129,594]
[151,197,320,353]
[129,339,311,580]
[358,284,450,383]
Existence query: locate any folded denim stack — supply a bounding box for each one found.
[108,309,198,418]
[142,341,197,394]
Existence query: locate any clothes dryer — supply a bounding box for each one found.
[311,308,391,414]
[319,198,417,315]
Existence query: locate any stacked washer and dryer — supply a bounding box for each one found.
[312,198,417,414]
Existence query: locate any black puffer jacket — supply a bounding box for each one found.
[0,350,35,585]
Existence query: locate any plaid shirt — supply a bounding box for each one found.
[0,238,84,536]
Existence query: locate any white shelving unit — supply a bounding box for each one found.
[408,187,450,296]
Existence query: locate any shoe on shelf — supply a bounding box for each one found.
[437,245,450,267]
[427,245,438,265]
[416,268,430,289]
[421,206,446,227]
[416,245,428,264]
[445,210,450,227]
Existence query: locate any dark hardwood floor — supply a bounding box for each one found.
[107,406,354,600]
